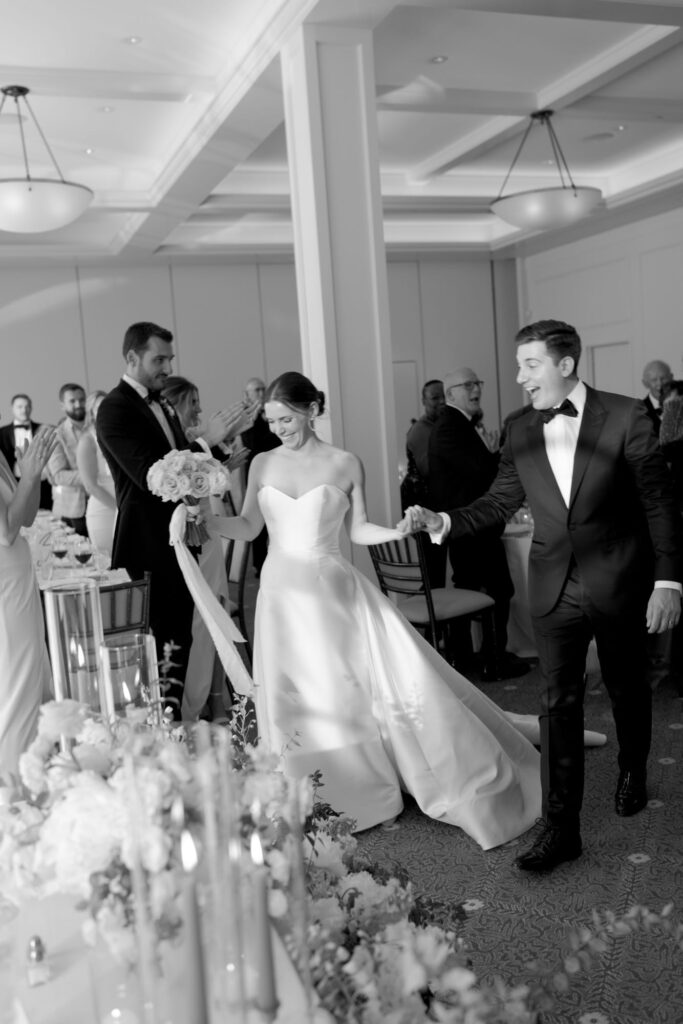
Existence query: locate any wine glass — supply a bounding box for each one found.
[51,532,69,564]
[73,536,94,567]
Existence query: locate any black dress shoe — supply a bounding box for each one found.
[515,823,582,872]
[614,770,647,817]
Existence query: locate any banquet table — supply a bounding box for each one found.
[1,894,316,1024]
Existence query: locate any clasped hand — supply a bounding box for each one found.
[395,505,444,535]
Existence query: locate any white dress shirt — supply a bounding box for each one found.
[123,373,176,448]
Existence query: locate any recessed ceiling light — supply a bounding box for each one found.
[99,105,114,114]
[85,148,94,156]
[429,55,448,64]
[617,124,626,132]
[124,35,143,45]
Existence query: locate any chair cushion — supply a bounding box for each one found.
[397,587,494,625]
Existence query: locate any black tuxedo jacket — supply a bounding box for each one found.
[0,420,52,509]
[0,420,42,472]
[428,405,501,529]
[641,394,662,436]
[447,386,682,618]
[96,380,195,577]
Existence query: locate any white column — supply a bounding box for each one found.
[281,24,399,562]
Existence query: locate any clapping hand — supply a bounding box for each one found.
[16,426,58,480]
[479,426,500,452]
[204,401,255,447]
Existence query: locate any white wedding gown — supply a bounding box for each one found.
[0,458,52,781]
[253,483,543,850]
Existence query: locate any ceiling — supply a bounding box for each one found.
[2,0,683,265]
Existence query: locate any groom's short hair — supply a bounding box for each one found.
[515,319,581,371]
[123,321,173,358]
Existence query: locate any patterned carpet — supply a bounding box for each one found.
[355,665,683,1024]
[240,572,683,1023]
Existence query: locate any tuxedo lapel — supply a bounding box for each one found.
[160,399,188,448]
[119,380,175,448]
[569,388,606,508]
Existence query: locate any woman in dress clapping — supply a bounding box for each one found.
[0,425,58,781]
[161,375,251,720]
[76,390,117,555]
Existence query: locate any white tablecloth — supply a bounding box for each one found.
[2,895,318,1024]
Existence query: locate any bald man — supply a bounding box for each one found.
[642,360,673,436]
[428,367,529,680]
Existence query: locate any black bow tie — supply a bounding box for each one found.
[538,398,578,424]
[146,392,162,405]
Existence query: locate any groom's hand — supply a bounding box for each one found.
[403,505,445,534]
[646,586,682,634]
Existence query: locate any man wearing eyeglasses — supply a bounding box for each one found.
[428,367,529,680]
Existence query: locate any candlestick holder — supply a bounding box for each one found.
[43,579,105,711]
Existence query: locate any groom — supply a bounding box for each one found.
[97,321,238,714]
[403,319,683,871]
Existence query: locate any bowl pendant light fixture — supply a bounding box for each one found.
[490,110,602,231]
[0,85,93,233]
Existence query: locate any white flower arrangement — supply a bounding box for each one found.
[3,699,683,1023]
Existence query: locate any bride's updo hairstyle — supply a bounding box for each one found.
[264,371,326,417]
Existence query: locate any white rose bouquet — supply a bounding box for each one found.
[146,449,231,546]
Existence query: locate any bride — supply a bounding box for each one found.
[212,371,545,849]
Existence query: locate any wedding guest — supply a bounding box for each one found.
[405,379,444,500]
[76,390,117,555]
[239,376,281,576]
[96,322,246,715]
[161,374,249,720]
[428,367,528,679]
[0,425,57,780]
[641,359,673,435]
[406,320,683,871]
[0,393,52,509]
[47,382,88,536]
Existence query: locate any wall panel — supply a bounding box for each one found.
[418,261,500,429]
[171,265,263,417]
[258,263,302,383]
[79,267,175,399]
[522,207,683,398]
[0,269,83,424]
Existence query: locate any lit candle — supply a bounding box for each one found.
[249,831,278,1020]
[180,830,210,1024]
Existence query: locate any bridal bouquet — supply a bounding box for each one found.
[147,448,231,545]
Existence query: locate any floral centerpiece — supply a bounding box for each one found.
[146,449,231,546]
[2,699,683,1024]
[0,701,194,966]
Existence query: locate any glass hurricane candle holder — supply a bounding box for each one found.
[43,579,105,710]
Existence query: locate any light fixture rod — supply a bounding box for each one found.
[495,115,536,201]
[1,85,67,184]
[496,110,581,201]
[543,112,577,192]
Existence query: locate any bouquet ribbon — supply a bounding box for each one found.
[169,504,253,696]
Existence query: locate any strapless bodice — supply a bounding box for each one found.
[257,483,349,556]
